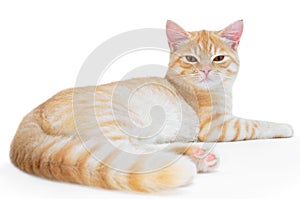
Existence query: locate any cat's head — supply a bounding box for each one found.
[166,20,243,90]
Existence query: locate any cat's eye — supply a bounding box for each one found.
[185,55,198,63]
[213,55,225,62]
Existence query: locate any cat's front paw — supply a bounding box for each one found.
[273,123,294,138]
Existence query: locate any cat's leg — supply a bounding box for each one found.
[238,117,293,140]
[149,143,219,172]
[212,115,293,141]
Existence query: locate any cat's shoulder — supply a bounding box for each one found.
[107,77,172,86]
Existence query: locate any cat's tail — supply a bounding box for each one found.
[10,110,197,193]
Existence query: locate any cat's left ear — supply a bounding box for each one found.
[218,20,243,50]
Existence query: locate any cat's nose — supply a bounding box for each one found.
[200,65,212,76]
[200,69,212,76]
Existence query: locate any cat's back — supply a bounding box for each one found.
[41,76,175,110]
[36,77,185,136]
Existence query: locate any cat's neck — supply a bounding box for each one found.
[166,75,233,116]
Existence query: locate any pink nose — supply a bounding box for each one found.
[200,69,212,76]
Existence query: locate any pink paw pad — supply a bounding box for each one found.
[205,154,216,162]
[194,148,205,157]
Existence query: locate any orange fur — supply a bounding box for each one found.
[10,20,292,193]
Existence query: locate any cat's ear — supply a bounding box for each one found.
[218,20,243,50]
[166,20,190,51]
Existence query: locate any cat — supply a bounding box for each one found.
[10,20,293,193]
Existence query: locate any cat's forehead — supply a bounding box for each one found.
[187,30,229,54]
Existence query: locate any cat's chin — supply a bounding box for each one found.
[193,80,221,90]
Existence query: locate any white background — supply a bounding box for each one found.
[1,0,300,198]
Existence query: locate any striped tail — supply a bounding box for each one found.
[10,111,196,192]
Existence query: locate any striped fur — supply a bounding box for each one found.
[165,20,293,142]
[10,20,292,193]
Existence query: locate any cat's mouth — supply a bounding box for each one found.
[197,72,211,83]
[199,77,210,83]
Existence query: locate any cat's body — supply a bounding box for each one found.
[10,20,293,192]
[10,77,210,192]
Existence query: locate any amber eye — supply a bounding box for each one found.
[213,55,225,62]
[185,55,198,63]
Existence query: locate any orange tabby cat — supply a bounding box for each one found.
[10,20,293,192]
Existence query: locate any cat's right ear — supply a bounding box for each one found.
[218,20,243,50]
[166,20,190,51]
